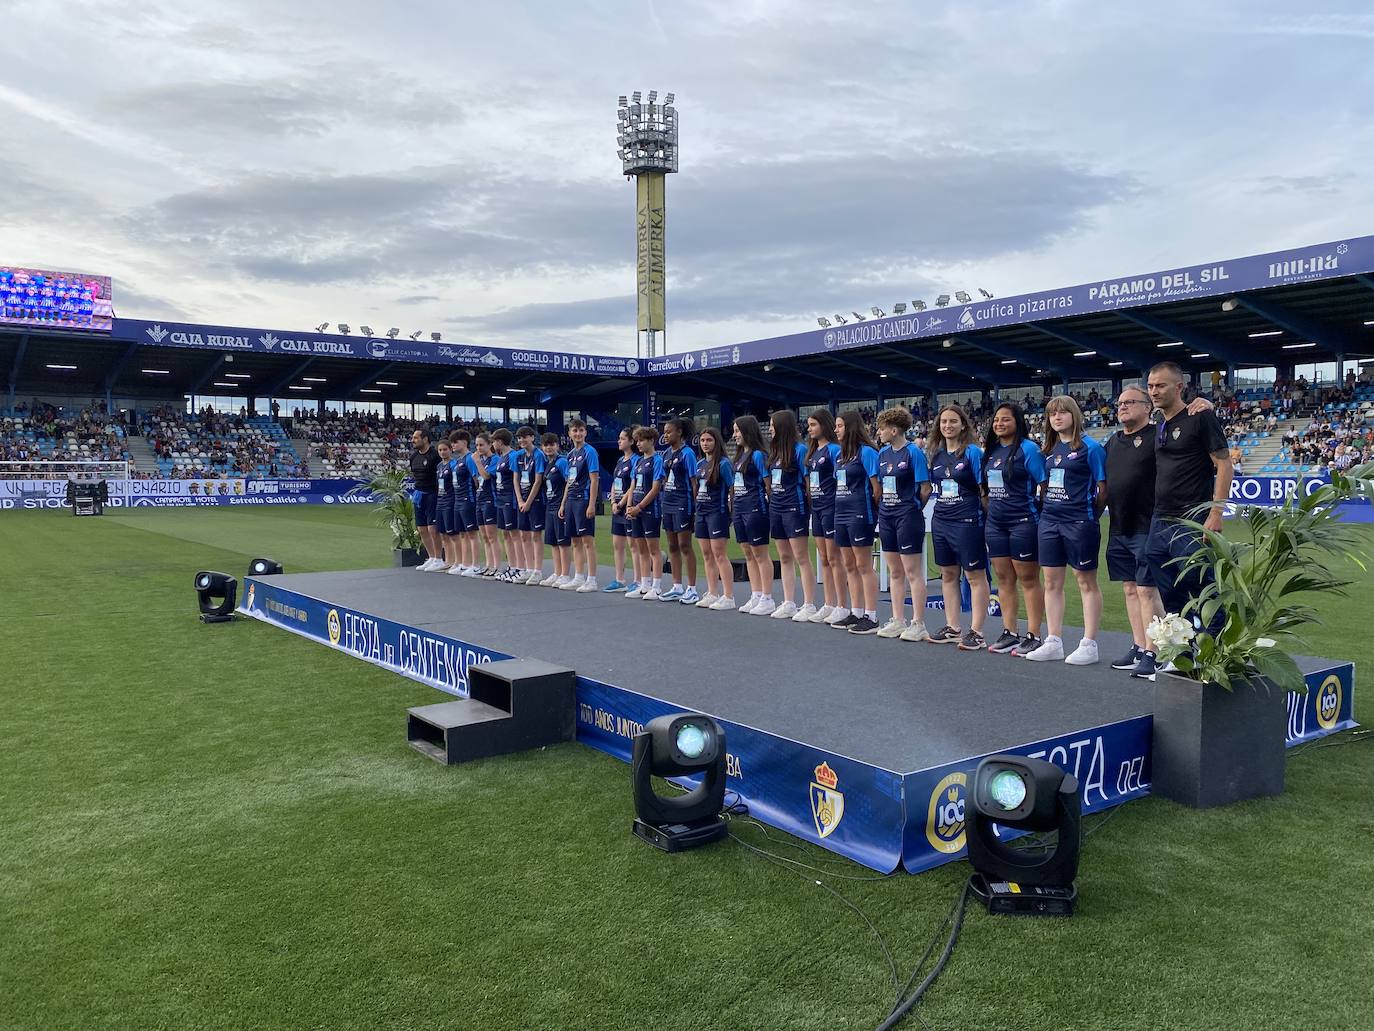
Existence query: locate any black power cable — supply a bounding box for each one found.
[876,881,971,1031]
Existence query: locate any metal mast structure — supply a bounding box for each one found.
[616,91,679,358]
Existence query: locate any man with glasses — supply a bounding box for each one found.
[1144,362,1234,664]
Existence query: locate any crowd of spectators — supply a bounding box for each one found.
[141,405,307,479]
[0,401,130,473]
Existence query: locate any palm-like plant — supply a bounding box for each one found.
[1153,463,1374,692]
[348,468,421,552]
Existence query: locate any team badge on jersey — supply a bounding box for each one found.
[1134,436,1143,447]
[1172,428,1182,440]
[810,762,845,838]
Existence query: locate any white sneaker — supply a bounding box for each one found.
[900,621,931,643]
[709,596,737,611]
[824,607,851,625]
[540,573,560,587]
[461,567,482,578]
[809,605,834,624]
[771,601,798,619]
[558,577,581,590]
[421,558,440,571]
[429,562,451,572]
[696,593,719,609]
[1025,636,1066,662]
[739,596,759,614]
[625,585,643,599]
[642,587,661,601]
[577,579,599,593]
[752,598,777,617]
[1065,639,1100,666]
[447,564,465,575]
[525,570,543,585]
[792,604,818,623]
[877,618,907,639]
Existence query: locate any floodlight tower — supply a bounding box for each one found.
[616,90,679,358]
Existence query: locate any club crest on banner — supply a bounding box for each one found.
[810,762,844,838]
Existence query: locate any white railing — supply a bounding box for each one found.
[0,460,130,481]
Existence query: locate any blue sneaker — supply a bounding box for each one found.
[679,586,700,605]
[659,584,684,602]
[602,580,627,593]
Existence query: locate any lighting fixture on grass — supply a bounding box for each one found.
[631,713,729,852]
[195,571,237,624]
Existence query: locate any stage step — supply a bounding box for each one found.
[406,658,576,765]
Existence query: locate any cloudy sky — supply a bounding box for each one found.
[2,1,1372,355]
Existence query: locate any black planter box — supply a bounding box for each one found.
[393,547,428,568]
[1151,673,1287,808]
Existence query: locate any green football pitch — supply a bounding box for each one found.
[1,507,1370,1030]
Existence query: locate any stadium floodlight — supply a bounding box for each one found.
[632,91,642,103]
[833,314,847,324]
[337,324,350,334]
[871,306,886,318]
[386,328,400,339]
[315,322,329,333]
[665,92,675,105]
[955,290,972,303]
[409,331,422,340]
[936,295,951,307]
[632,713,728,852]
[817,317,831,328]
[1221,298,1240,312]
[618,95,628,107]
[966,754,1081,916]
[979,288,994,300]
[852,311,867,322]
[431,332,442,342]
[359,325,375,337]
[194,571,237,624]
[912,300,927,311]
[648,90,657,102]
[892,303,907,315]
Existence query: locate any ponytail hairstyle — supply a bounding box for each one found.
[768,409,801,472]
[804,408,836,464]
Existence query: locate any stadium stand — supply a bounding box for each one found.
[0,403,131,473]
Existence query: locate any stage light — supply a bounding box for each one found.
[360,325,375,337]
[431,332,442,342]
[631,713,729,852]
[966,754,1081,916]
[817,317,831,328]
[833,314,847,324]
[955,290,972,303]
[936,294,951,307]
[409,331,423,340]
[337,323,351,334]
[248,558,283,576]
[871,306,886,318]
[386,327,400,339]
[1221,298,1240,312]
[912,300,926,311]
[979,288,993,300]
[315,322,329,333]
[195,571,238,624]
[852,311,866,322]
[892,302,907,314]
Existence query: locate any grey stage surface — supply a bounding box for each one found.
[260,564,1193,773]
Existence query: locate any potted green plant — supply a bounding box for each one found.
[348,469,426,567]
[1148,463,1374,808]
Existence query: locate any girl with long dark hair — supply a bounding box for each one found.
[730,415,773,614]
[804,408,848,624]
[767,409,815,619]
[693,425,736,609]
[927,404,989,649]
[981,401,1047,655]
[831,409,881,634]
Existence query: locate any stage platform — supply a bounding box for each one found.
[240,566,1356,873]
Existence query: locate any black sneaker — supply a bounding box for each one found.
[1111,645,1143,670]
[987,629,1021,654]
[848,615,880,635]
[958,629,987,651]
[928,625,962,644]
[830,612,861,630]
[1011,633,1042,657]
[1129,651,1159,681]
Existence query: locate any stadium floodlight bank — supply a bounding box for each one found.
[0,460,129,481]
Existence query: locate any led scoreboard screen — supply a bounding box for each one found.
[0,265,113,332]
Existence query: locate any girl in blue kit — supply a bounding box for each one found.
[539,433,574,588]
[730,415,773,615]
[448,430,482,576]
[874,406,931,642]
[604,427,638,593]
[1025,395,1108,666]
[805,409,848,625]
[624,425,665,600]
[433,439,457,571]
[981,402,1048,655]
[767,410,815,621]
[474,433,500,575]
[928,404,989,650]
[831,409,881,635]
[693,426,736,610]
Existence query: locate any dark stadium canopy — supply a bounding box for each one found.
[4,233,1373,412]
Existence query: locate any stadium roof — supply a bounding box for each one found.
[4,233,1373,408]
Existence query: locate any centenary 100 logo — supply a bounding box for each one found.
[926,771,968,853]
[327,608,341,645]
[1315,674,1342,731]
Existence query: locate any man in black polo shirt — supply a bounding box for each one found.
[1144,361,1234,637]
[409,428,444,570]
